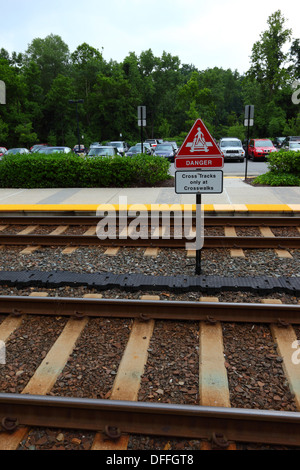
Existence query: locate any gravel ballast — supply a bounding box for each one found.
[0,246,298,278]
[0,242,299,451]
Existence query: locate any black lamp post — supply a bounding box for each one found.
[69,99,84,153]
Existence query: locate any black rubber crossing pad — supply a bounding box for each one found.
[0,270,299,295]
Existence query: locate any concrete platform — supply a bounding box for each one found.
[0,177,299,214]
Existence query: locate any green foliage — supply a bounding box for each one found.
[24,34,70,93]
[253,172,300,186]
[15,122,38,146]
[283,113,300,136]
[225,124,245,141]
[248,10,292,97]
[0,117,8,142]
[0,153,170,188]
[266,150,300,174]
[253,150,300,186]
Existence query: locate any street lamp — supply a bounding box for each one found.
[69,99,84,153]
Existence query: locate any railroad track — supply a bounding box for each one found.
[0,212,299,450]
[0,215,299,250]
[0,293,300,450]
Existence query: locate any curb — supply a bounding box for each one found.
[0,204,299,216]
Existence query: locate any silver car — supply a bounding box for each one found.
[37,146,73,154]
[107,141,129,155]
[5,148,30,155]
[87,146,121,157]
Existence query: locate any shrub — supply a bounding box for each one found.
[266,150,300,175]
[252,150,300,186]
[253,172,300,186]
[0,152,171,188]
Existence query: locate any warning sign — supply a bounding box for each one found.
[175,119,222,169]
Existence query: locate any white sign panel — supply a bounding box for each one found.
[137,106,146,126]
[244,105,254,126]
[175,170,223,194]
[0,81,6,104]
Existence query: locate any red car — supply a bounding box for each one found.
[248,139,278,160]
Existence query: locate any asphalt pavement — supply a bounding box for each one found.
[169,160,269,177]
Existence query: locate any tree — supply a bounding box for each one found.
[88,69,130,141]
[71,43,104,97]
[15,122,37,146]
[177,71,216,132]
[148,51,183,137]
[44,74,76,145]
[22,61,44,137]
[0,118,8,142]
[25,34,70,93]
[245,11,297,137]
[290,39,300,79]
[0,58,29,146]
[248,10,292,97]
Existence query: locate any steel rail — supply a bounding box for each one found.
[0,233,299,248]
[0,215,299,226]
[1,296,299,324]
[0,393,299,446]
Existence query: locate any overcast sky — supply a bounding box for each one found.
[0,0,299,74]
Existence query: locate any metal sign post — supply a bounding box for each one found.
[138,106,146,153]
[195,192,202,274]
[244,105,254,181]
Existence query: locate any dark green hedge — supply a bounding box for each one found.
[253,150,300,186]
[0,153,171,188]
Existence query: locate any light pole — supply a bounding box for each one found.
[69,99,84,153]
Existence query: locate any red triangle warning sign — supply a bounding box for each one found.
[176,119,222,157]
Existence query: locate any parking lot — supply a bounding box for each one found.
[170,159,269,177]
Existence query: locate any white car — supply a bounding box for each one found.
[219,138,245,162]
[289,141,300,151]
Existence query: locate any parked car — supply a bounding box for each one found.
[125,143,152,156]
[107,141,129,155]
[273,137,285,148]
[280,136,300,150]
[153,143,177,162]
[219,137,245,162]
[145,139,160,149]
[165,141,178,152]
[248,139,278,160]
[36,146,73,154]
[73,144,86,155]
[287,141,300,151]
[30,144,48,153]
[0,147,7,156]
[5,148,30,155]
[35,146,52,154]
[89,142,102,149]
[87,146,121,157]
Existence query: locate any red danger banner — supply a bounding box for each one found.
[175,156,223,169]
